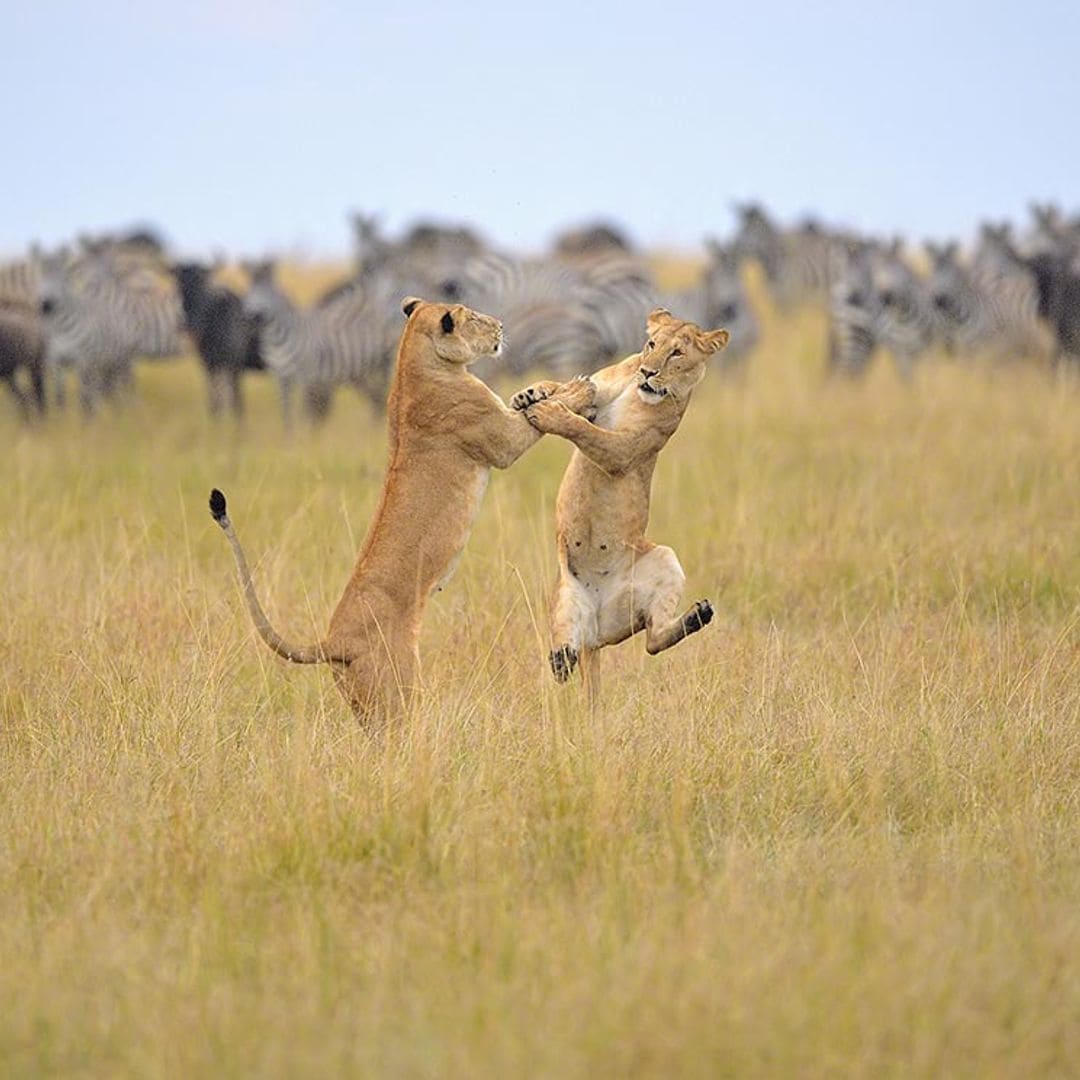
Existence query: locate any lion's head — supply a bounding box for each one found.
[636,309,729,405]
[400,297,503,366]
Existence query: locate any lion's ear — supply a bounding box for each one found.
[440,310,455,334]
[646,308,673,335]
[402,297,422,318]
[701,328,730,354]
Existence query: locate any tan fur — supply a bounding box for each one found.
[214,297,595,722]
[521,309,729,695]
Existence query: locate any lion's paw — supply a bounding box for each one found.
[511,384,552,411]
[552,375,596,417]
[549,644,579,684]
[683,600,714,635]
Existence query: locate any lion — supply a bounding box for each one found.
[516,308,729,697]
[210,297,596,721]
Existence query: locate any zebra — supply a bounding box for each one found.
[552,221,633,258]
[454,250,608,378]
[926,239,1044,360]
[0,248,42,307]
[172,262,265,418]
[1024,202,1071,258]
[697,239,759,366]
[571,250,664,361]
[1021,252,1080,365]
[827,241,881,377]
[730,203,830,310]
[0,300,46,419]
[317,213,481,311]
[788,218,835,301]
[37,247,183,413]
[980,227,1080,366]
[242,259,395,427]
[868,239,935,378]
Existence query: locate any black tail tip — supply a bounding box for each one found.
[209,488,228,524]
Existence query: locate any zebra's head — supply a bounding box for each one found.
[241,259,289,329]
[400,297,504,367]
[869,240,917,311]
[635,309,729,406]
[925,242,971,324]
[37,248,76,319]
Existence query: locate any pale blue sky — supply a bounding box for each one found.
[4,1,1078,257]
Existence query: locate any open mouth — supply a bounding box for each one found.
[638,380,668,400]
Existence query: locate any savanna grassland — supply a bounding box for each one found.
[1,265,1078,1077]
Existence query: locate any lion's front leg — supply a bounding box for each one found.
[512,375,595,419]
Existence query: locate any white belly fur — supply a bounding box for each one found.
[594,383,636,430]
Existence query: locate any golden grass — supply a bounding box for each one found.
[1,286,1078,1077]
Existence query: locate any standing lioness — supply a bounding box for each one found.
[210,297,595,721]
[519,308,728,692]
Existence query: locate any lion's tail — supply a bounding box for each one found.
[208,489,348,665]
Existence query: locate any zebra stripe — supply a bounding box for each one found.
[869,241,934,377]
[0,252,41,306]
[38,250,182,413]
[243,260,394,425]
[457,252,607,377]
[827,244,880,376]
[926,242,1044,359]
[696,240,759,364]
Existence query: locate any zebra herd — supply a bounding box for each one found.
[727,201,1080,377]
[0,203,1077,424]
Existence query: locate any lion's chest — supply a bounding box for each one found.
[594,383,638,430]
[434,468,490,593]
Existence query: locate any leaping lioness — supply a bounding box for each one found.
[515,308,729,693]
[210,297,595,721]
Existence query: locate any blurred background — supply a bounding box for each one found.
[2,0,1079,421]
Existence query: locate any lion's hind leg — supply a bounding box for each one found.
[634,546,712,656]
[597,545,712,657]
[330,635,418,723]
[549,570,596,684]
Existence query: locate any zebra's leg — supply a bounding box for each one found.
[229,367,244,420]
[99,360,131,405]
[29,359,46,416]
[303,381,334,423]
[206,368,225,417]
[2,373,32,420]
[106,361,134,403]
[53,364,68,409]
[279,375,295,432]
[79,367,103,417]
[892,349,916,383]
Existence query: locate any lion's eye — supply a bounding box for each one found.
[647,340,655,350]
[670,348,683,358]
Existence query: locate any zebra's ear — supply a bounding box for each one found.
[402,297,422,318]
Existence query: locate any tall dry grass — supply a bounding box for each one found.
[1,283,1078,1077]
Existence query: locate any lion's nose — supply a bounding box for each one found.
[640,366,657,379]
